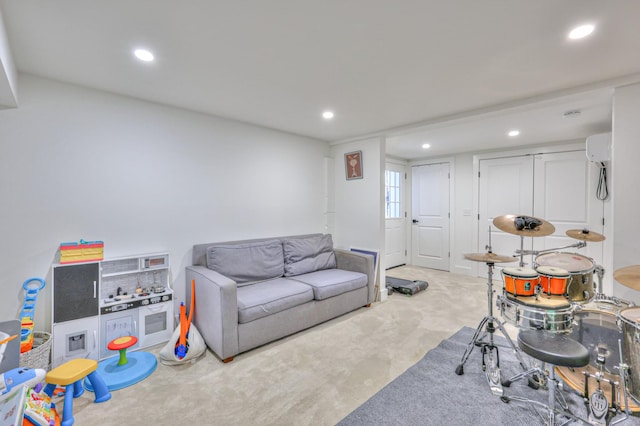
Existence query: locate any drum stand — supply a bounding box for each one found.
[455,260,532,396]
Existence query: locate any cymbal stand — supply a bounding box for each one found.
[595,265,605,294]
[455,259,531,396]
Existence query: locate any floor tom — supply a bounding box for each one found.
[618,306,640,404]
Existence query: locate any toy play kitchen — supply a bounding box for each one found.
[51,253,174,368]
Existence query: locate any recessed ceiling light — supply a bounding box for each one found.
[508,130,520,137]
[134,49,154,62]
[569,24,595,40]
[322,111,334,119]
[422,143,431,149]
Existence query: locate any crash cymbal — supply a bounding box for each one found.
[464,252,518,263]
[492,214,555,237]
[566,229,606,242]
[614,265,640,291]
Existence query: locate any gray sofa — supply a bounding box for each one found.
[186,234,375,362]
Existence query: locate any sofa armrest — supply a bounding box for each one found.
[186,265,239,361]
[334,249,375,304]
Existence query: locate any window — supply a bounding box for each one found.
[385,170,402,218]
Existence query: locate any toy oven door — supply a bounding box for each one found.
[100,309,139,360]
[138,302,173,348]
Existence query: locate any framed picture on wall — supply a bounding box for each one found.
[345,151,363,180]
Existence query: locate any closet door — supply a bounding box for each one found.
[533,151,603,267]
[478,155,534,268]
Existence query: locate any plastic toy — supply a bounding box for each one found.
[19,278,46,353]
[24,385,61,426]
[175,280,195,359]
[0,367,46,395]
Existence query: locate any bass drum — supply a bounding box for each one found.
[555,298,640,413]
[535,252,595,303]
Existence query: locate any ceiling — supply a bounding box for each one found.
[1,1,639,160]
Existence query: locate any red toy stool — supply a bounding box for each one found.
[108,336,137,366]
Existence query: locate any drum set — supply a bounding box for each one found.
[457,214,640,425]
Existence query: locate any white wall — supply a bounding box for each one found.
[0,8,18,107]
[612,82,640,303]
[0,74,330,329]
[331,137,385,295]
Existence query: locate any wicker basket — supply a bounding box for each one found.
[19,331,52,371]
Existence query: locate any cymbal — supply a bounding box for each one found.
[464,252,518,263]
[492,214,555,237]
[614,265,640,291]
[566,229,606,242]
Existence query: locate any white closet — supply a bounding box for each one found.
[477,149,604,274]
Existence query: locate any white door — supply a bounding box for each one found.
[533,151,604,266]
[478,155,534,270]
[385,163,407,268]
[411,162,450,271]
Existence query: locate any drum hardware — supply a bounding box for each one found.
[595,265,605,294]
[610,340,632,425]
[456,227,531,396]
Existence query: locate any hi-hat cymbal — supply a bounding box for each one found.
[566,229,606,242]
[614,265,640,291]
[492,214,555,237]
[464,252,518,263]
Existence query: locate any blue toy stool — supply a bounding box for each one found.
[44,358,111,426]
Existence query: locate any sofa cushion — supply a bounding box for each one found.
[236,278,314,324]
[291,269,367,301]
[206,239,284,285]
[283,234,336,277]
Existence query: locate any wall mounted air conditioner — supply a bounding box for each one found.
[586,132,611,163]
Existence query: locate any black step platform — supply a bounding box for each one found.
[386,277,429,296]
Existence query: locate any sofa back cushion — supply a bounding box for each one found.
[283,234,336,277]
[206,239,284,285]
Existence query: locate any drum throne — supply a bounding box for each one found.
[501,330,591,425]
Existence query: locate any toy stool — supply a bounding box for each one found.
[44,358,111,426]
[84,335,157,392]
[108,335,137,366]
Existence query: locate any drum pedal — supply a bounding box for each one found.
[481,344,503,396]
[588,389,609,426]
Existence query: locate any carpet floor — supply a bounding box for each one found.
[62,265,640,425]
[338,326,640,425]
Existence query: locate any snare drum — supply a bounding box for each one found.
[618,307,640,404]
[498,294,573,332]
[535,252,595,303]
[502,267,539,297]
[536,266,570,296]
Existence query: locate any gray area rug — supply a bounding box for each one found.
[338,327,640,425]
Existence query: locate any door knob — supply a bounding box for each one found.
[412,219,419,224]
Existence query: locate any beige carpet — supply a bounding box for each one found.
[70,266,488,425]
